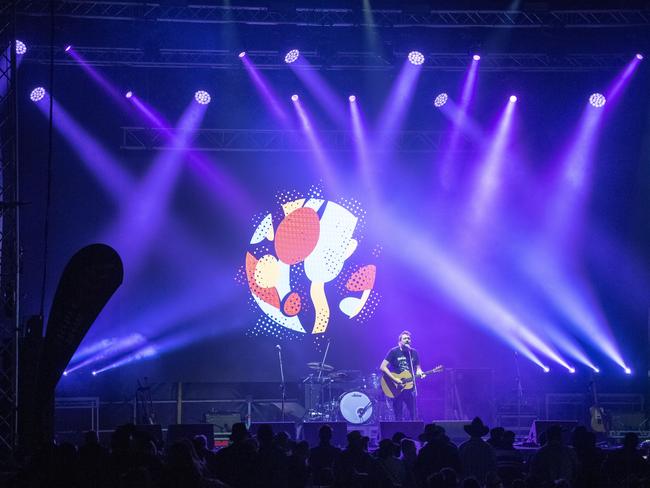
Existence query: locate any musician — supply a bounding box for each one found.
[380,330,426,421]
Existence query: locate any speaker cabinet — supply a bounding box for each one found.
[379,421,425,441]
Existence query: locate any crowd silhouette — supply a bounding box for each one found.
[3,416,650,488]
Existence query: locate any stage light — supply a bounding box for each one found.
[15,40,26,55]
[589,92,606,108]
[125,91,133,99]
[636,53,644,60]
[284,49,300,64]
[568,367,576,373]
[543,366,550,373]
[349,95,356,102]
[408,51,425,65]
[624,367,632,375]
[194,90,211,105]
[64,45,72,52]
[91,370,97,376]
[593,367,600,373]
[238,51,246,58]
[434,92,448,108]
[291,94,299,101]
[509,95,518,103]
[472,54,481,61]
[63,371,68,376]
[30,87,46,102]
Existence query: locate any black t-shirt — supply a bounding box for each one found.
[384,346,420,374]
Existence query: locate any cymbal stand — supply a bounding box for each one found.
[277,345,286,421]
[316,339,332,418]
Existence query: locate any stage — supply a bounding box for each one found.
[2,2,650,466]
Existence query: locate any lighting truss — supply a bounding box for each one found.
[0,1,20,454]
[121,127,470,153]
[15,2,650,27]
[27,45,632,72]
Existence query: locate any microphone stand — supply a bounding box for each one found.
[407,346,419,420]
[514,351,523,437]
[277,345,286,422]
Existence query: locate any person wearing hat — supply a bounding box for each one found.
[379,330,427,421]
[416,423,461,485]
[458,417,497,484]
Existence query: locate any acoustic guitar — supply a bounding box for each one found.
[381,365,443,399]
[589,377,609,433]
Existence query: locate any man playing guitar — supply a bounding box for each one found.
[379,330,426,421]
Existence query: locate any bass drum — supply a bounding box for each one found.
[339,390,374,424]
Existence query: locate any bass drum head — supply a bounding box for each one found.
[339,390,373,424]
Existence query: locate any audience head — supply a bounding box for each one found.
[230,422,249,443]
[461,477,481,488]
[318,424,333,443]
[401,438,417,458]
[192,434,208,452]
[377,439,398,459]
[391,431,406,444]
[255,424,274,445]
[345,430,365,450]
[623,432,639,450]
[570,425,588,448]
[545,425,563,444]
[440,467,458,486]
[293,440,310,459]
[502,430,516,448]
[83,430,99,446]
[488,427,505,443]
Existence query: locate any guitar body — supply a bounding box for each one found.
[590,406,610,433]
[381,366,443,399]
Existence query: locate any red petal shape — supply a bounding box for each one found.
[345,264,376,292]
[274,207,320,265]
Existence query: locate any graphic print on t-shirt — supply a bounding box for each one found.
[386,346,418,374]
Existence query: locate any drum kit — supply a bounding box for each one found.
[303,362,386,424]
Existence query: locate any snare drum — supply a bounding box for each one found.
[338,390,374,424]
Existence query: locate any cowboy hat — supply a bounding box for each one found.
[464,417,489,437]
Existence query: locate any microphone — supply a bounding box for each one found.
[275,344,281,350]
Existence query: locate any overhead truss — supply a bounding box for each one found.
[0,1,19,454]
[15,1,650,28]
[28,45,632,72]
[121,127,471,153]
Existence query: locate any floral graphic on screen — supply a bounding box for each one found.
[241,189,379,337]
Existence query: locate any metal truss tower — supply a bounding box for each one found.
[0,1,19,455]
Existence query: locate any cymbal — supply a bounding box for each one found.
[307,362,334,372]
[329,369,361,380]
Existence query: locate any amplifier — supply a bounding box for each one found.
[204,412,242,433]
